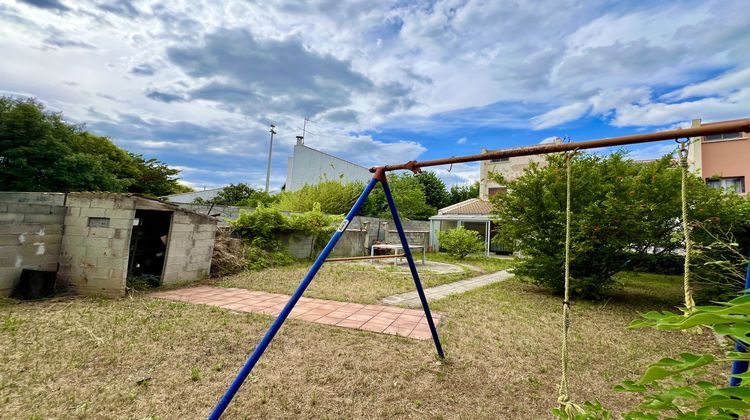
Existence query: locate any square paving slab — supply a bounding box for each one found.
[150,286,442,341]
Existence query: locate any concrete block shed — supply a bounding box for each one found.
[0,192,218,297]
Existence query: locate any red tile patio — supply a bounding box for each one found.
[150,286,442,341]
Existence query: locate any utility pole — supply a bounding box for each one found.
[265,124,276,193]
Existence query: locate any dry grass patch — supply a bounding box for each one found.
[215,261,476,304]
[0,270,726,419]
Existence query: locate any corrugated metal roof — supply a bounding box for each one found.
[438,198,493,215]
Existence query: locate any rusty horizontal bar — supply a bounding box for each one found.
[326,254,406,262]
[369,118,750,173]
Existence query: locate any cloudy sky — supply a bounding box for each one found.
[1,0,748,190]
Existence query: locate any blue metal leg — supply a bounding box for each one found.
[729,254,750,386]
[380,179,445,359]
[209,177,379,419]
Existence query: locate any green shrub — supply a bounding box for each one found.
[227,202,342,267]
[228,205,289,249]
[244,246,295,270]
[438,227,484,259]
[491,152,749,299]
[287,203,342,258]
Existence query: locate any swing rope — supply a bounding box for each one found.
[677,139,696,314]
[558,152,583,417]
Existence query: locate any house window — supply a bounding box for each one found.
[490,157,510,163]
[706,177,745,193]
[705,132,744,142]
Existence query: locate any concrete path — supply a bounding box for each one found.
[150,286,441,340]
[382,270,513,307]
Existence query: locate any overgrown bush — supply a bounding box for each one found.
[274,181,365,214]
[243,246,296,270]
[226,203,342,269]
[438,227,484,258]
[229,205,289,249]
[287,203,342,258]
[492,152,747,299]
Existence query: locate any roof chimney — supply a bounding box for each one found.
[296,135,304,145]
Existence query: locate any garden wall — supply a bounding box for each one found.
[0,192,65,296]
[172,203,430,257]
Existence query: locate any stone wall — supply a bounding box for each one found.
[58,193,136,297]
[170,203,430,257]
[0,192,66,296]
[162,211,217,285]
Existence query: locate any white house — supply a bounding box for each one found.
[284,138,372,192]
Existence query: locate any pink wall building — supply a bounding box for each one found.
[688,119,750,194]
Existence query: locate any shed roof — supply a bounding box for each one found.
[437,198,493,215]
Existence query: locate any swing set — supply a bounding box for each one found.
[209,119,750,418]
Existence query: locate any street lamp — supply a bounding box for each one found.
[265,124,276,193]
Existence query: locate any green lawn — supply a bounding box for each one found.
[0,265,726,419]
[425,251,515,272]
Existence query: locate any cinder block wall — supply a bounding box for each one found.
[0,192,66,296]
[58,193,135,297]
[162,211,217,286]
[385,230,429,246]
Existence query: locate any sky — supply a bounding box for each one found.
[1,0,749,191]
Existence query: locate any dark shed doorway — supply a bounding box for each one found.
[127,210,172,285]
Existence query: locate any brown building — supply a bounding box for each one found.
[688,119,750,194]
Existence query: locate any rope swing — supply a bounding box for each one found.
[557,152,583,417]
[676,138,696,314]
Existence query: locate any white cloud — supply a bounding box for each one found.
[613,88,750,127]
[430,162,481,187]
[2,0,749,188]
[531,102,590,130]
[457,137,467,145]
[662,68,750,101]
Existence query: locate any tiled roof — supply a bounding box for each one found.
[438,198,493,215]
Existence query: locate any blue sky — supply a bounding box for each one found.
[1,0,748,190]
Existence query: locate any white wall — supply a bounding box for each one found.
[285,144,372,191]
[162,188,223,204]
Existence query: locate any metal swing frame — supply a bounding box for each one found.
[210,118,750,418]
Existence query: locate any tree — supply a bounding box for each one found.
[492,151,746,298]
[209,183,257,205]
[0,96,189,195]
[438,227,484,258]
[416,171,449,210]
[447,182,480,205]
[365,173,436,220]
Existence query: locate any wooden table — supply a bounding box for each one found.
[370,244,426,266]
